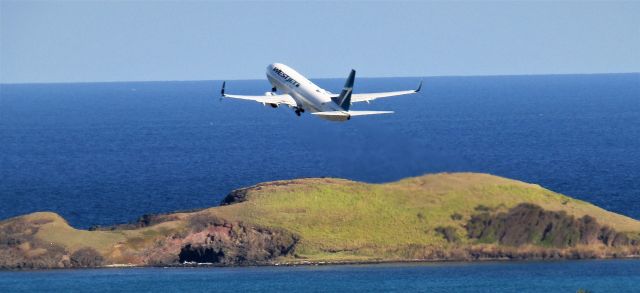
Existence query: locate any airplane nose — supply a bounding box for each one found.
[266,64,274,75]
[270,63,285,69]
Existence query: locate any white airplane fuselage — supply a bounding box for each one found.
[221,63,420,121]
[265,63,344,117]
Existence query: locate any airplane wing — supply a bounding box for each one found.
[220,82,297,107]
[348,81,422,103]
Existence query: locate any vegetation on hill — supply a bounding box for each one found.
[1,173,639,269]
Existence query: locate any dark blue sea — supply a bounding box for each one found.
[1,74,640,289]
[1,260,639,292]
[2,74,639,227]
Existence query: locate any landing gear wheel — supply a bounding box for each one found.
[295,110,301,116]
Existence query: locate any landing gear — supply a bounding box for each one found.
[294,107,305,116]
[295,109,301,116]
[271,86,277,93]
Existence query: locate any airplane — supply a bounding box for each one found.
[220,63,422,122]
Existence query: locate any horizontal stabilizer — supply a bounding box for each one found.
[347,110,394,116]
[312,110,393,121]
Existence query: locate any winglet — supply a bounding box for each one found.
[221,81,226,96]
[415,80,423,93]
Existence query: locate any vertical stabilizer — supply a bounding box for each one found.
[335,69,355,111]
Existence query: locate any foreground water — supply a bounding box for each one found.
[1,260,639,292]
[1,74,639,227]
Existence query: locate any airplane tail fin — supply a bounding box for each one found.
[334,69,355,111]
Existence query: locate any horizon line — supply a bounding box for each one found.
[1,71,638,86]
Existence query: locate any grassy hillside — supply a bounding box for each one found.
[206,173,640,261]
[2,173,639,268]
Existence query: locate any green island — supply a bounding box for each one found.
[2,172,640,269]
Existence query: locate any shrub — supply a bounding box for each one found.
[474,205,492,212]
[435,226,460,243]
[70,247,104,268]
[188,213,226,232]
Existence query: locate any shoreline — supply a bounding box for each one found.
[4,255,640,272]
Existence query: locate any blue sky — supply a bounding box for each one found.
[1,1,638,83]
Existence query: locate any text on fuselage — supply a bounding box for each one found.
[272,67,301,88]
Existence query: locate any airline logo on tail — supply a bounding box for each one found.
[333,69,355,111]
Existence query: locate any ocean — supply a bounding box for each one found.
[1,260,639,292]
[1,74,640,289]
[1,73,639,228]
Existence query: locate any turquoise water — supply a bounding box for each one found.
[1,260,639,292]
